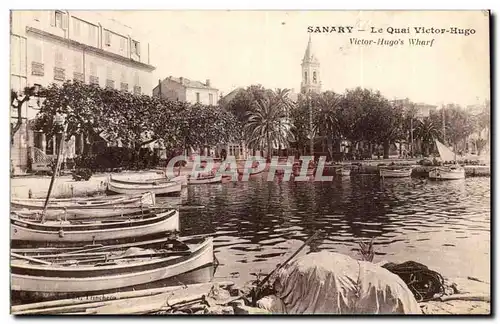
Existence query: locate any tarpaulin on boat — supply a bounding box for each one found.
[258,251,421,314]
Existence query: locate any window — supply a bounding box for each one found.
[55,11,63,28]
[106,66,113,80]
[90,62,97,76]
[89,76,99,85]
[196,93,200,103]
[31,43,42,63]
[209,93,213,105]
[73,56,82,72]
[89,62,98,84]
[54,51,63,68]
[73,18,81,37]
[51,11,67,29]
[120,82,128,91]
[73,71,84,82]
[120,70,127,83]
[132,40,140,56]
[106,79,115,89]
[119,37,126,53]
[313,71,317,83]
[133,85,141,95]
[31,62,44,76]
[304,71,308,83]
[54,67,65,81]
[104,30,111,46]
[73,54,83,81]
[88,24,97,44]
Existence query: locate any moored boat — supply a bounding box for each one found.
[109,175,187,187]
[107,178,182,196]
[11,209,179,245]
[11,192,155,210]
[429,139,466,180]
[12,205,160,222]
[428,165,465,180]
[187,174,222,185]
[379,167,412,178]
[11,236,214,303]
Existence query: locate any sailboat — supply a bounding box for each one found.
[428,139,465,180]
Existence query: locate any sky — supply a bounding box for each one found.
[112,10,489,107]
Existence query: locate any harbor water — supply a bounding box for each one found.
[161,174,491,286]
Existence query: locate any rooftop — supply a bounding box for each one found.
[162,76,218,90]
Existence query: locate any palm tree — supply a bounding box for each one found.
[244,97,294,161]
[414,117,440,157]
[314,92,342,161]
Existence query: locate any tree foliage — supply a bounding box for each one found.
[11,86,38,139]
[33,81,240,157]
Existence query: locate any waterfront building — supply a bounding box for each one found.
[10,10,155,174]
[152,77,219,106]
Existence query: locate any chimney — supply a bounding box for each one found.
[206,79,211,87]
[179,77,184,85]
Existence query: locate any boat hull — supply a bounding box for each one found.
[11,192,155,210]
[107,180,181,196]
[109,175,187,187]
[11,210,179,243]
[188,175,222,185]
[379,168,412,178]
[429,167,465,180]
[11,237,214,303]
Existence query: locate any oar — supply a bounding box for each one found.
[54,235,178,256]
[65,250,190,265]
[221,230,321,306]
[11,252,52,265]
[257,230,321,288]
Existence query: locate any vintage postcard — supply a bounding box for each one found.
[10,10,490,315]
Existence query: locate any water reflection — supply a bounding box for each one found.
[157,175,490,284]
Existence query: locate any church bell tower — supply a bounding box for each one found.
[301,35,321,94]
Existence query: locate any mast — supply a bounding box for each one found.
[442,105,446,144]
[41,114,65,221]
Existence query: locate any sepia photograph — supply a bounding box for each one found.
[9,9,491,315]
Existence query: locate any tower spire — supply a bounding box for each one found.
[303,34,313,63]
[300,35,321,94]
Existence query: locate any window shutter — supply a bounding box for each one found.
[62,13,68,29]
[50,11,56,27]
[105,31,111,45]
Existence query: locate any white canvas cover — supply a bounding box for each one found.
[258,251,421,314]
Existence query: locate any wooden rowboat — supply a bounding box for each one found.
[187,174,222,185]
[379,167,413,178]
[107,178,182,196]
[429,165,465,180]
[11,192,155,210]
[11,236,214,303]
[12,205,163,222]
[11,209,179,244]
[109,175,188,187]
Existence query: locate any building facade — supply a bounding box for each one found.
[152,77,219,106]
[10,10,156,174]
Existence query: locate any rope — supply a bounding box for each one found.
[382,261,445,302]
